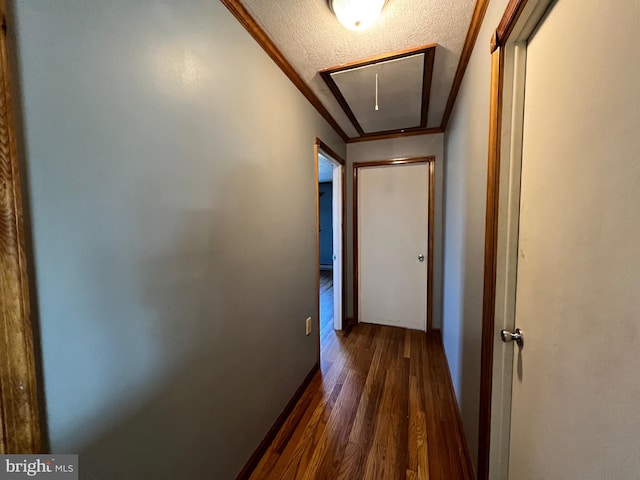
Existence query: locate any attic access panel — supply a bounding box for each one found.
[320,45,435,138]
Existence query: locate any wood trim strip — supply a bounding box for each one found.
[356,125,435,139]
[314,144,321,361]
[491,0,529,53]
[420,47,436,128]
[340,165,346,330]
[347,127,443,144]
[426,160,435,331]
[477,48,505,480]
[235,361,320,480]
[353,157,436,332]
[440,0,491,130]
[0,0,41,454]
[319,70,365,136]
[321,43,438,73]
[220,0,349,142]
[315,138,347,330]
[352,163,359,326]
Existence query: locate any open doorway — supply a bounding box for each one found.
[315,139,345,344]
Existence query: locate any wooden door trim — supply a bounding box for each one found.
[0,0,41,454]
[478,47,505,480]
[353,156,435,332]
[315,138,347,330]
[314,144,321,360]
[426,160,435,333]
[491,0,530,53]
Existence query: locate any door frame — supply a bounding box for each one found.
[353,156,435,332]
[315,138,346,333]
[478,0,556,478]
[0,0,42,453]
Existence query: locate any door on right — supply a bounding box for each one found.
[503,1,640,478]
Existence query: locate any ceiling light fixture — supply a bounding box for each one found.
[329,0,387,31]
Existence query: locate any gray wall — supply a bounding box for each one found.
[12,1,344,478]
[441,0,509,470]
[346,134,444,329]
[318,182,333,266]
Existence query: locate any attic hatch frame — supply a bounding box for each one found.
[0,0,42,454]
[320,44,436,139]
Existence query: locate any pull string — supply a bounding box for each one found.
[375,72,379,111]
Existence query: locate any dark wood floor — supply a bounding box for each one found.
[249,270,473,479]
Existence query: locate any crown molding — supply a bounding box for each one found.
[221,0,349,142]
[440,0,491,130]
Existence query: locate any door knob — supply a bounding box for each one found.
[418,254,425,262]
[501,328,524,347]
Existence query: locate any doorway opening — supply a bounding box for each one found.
[315,139,345,354]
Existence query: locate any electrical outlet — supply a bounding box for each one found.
[305,317,312,336]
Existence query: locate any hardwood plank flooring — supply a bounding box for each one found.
[249,270,473,479]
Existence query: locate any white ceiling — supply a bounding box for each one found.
[239,0,477,137]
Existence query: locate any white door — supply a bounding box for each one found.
[501,2,640,478]
[332,164,343,330]
[358,163,428,331]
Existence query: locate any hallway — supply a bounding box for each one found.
[249,271,473,479]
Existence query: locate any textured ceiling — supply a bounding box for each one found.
[239,0,477,137]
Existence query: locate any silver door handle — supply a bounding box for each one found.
[418,254,425,262]
[501,328,524,347]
